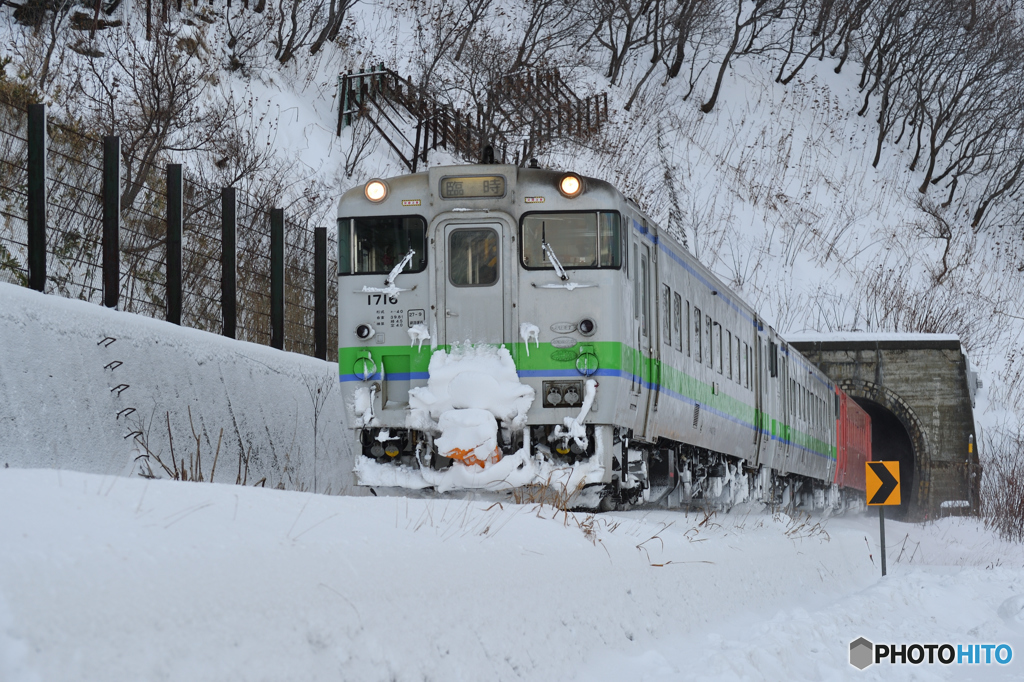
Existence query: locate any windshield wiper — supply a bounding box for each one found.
[541,222,569,281]
[385,248,416,288]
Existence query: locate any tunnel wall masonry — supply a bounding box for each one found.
[790,338,979,519]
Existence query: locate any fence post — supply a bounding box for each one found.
[166,164,182,324]
[102,136,120,308]
[343,70,352,128]
[314,226,327,361]
[221,187,237,339]
[27,103,46,293]
[270,208,284,350]
[411,119,421,173]
[342,72,350,135]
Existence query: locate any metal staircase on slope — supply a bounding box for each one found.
[336,64,609,170]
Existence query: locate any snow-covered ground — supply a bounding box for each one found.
[1,467,1022,681]
[2,280,1021,680]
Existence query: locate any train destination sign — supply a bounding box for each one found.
[866,461,901,506]
[439,175,506,199]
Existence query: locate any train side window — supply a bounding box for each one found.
[693,307,702,363]
[705,315,712,368]
[337,218,352,274]
[641,252,649,337]
[726,330,733,379]
[623,222,630,277]
[713,322,722,374]
[633,244,639,320]
[737,333,745,382]
[743,342,750,389]
[758,340,764,388]
[662,284,672,346]
[741,342,746,388]
[685,301,691,357]
[735,336,742,384]
[673,293,682,352]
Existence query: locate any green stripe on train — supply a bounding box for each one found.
[337,342,833,460]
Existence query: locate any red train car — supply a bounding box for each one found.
[834,389,872,492]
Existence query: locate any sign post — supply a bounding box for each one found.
[866,461,901,577]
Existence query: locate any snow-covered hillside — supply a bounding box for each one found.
[2,467,1023,681]
[3,1,1022,428]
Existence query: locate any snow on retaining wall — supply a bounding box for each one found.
[0,283,358,494]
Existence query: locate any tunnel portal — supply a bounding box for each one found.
[789,334,980,519]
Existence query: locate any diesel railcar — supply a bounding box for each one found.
[337,163,871,509]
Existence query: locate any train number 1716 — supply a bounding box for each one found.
[367,294,399,305]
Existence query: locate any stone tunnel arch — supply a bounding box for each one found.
[838,379,932,519]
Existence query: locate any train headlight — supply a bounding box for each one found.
[356,324,375,340]
[578,318,596,336]
[558,173,583,198]
[364,179,388,203]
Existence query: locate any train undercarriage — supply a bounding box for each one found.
[356,422,860,515]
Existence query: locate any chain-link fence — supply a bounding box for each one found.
[0,95,337,360]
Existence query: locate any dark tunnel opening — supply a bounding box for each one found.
[853,398,915,518]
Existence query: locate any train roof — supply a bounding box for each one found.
[787,333,962,351]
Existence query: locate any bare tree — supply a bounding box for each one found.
[36,0,74,89]
[79,27,237,220]
[589,0,659,86]
[309,0,358,55]
[509,0,582,71]
[700,0,787,113]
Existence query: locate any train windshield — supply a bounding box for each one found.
[338,216,427,275]
[520,212,621,270]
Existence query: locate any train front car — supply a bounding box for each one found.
[338,165,623,506]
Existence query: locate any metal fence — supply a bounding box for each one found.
[0,96,338,360]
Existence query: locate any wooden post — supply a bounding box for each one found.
[27,104,47,293]
[270,208,284,350]
[166,164,182,325]
[221,187,237,339]
[314,226,327,361]
[102,136,120,308]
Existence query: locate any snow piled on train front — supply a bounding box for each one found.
[354,343,606,499]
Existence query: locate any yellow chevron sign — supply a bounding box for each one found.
[866,461,901,506]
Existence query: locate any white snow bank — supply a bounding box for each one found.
[0,283,358,494]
